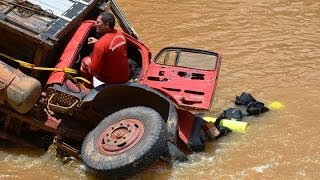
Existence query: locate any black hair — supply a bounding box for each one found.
[100,12,115,29]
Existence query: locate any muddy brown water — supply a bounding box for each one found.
[1,0,319,179]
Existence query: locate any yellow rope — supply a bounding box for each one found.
[0,52,91,86]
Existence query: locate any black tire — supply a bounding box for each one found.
[81,106,167,178]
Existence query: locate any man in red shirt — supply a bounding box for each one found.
[81,12,129,85]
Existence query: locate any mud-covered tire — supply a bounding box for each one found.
[81,106,167,178]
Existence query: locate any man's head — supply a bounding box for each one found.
[96,12,116,34]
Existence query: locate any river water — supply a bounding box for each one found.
[1,0,319,179]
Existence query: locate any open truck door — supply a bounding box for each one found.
[143,47,221,110]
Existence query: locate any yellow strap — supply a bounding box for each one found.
[0,52,91,85]
[0,52,78,74]
[74,77,92,85]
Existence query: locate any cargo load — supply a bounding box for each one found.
[0,60,42,113]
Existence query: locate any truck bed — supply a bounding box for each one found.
[0,0,102,80]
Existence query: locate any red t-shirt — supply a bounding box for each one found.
[89,29,129,84]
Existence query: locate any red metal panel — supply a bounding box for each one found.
[143,56,221,110]
[46,20,96,86]
[177,109,195,145]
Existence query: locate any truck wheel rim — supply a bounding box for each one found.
[97,118,144,155]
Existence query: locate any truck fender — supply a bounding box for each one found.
[79,83,178,143]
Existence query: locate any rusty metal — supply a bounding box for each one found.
[0,106,57,133]
[3,113,12,131]
[97,118,145,155]
[0,129,37,147]
[53,137,81,160]
[0,83,6,105]
[166,105,178,144]
[44,113,61,130]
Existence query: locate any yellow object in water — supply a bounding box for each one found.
[202,117,249,133]
[267,101,284,110]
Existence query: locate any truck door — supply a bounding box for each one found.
[107,0,140,41]
[143,47,221,110]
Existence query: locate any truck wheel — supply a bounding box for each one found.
[81,106,167,178]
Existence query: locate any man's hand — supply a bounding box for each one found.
[88,37,98,44]
[81,62,89,70]
[81,56,92,72]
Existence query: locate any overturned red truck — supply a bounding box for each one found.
[0,0,221,178]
